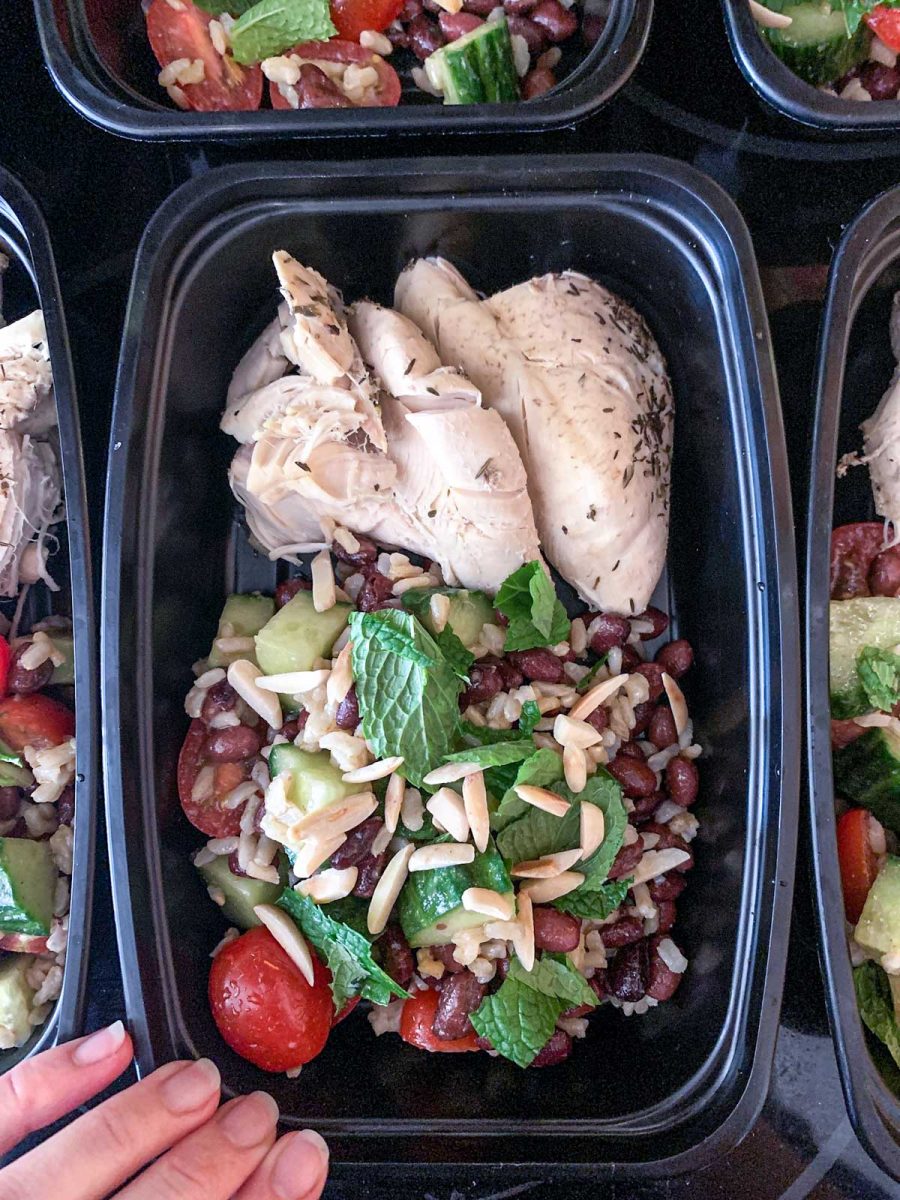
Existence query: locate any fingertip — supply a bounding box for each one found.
[71,1020,132,1067]
[269,1128,330,1200]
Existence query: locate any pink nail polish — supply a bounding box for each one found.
[72,1020,127,1066]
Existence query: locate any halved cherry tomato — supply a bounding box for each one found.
[0,934,49,955]
[867,7,900,53]
[176,718,251,838]
[209,926,334,1072]
[269,40,402,109]
[145,0,263,112]
[837,808,882,925]
[0,693,74,751]
[333,995,360,1026]
[0,636,9,699]
[330,0,404,41]
[399,986,481,1053]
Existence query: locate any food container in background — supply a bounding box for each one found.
[102,154,799,1167]
[808,184,900,1180]
[33,0,651,141]
[0,167,97,1073]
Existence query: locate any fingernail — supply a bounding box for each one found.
[218,1092,279,1148]
[159,1058,221,1114]
[271,1129,330,1200]
[72,1020,127,1066]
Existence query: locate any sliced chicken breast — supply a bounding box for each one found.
[0,310,56,435]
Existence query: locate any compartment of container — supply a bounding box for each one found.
[0,167,97,1073]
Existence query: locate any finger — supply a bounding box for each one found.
[234,1129,330,1200]
[0,1057,221,1200]
[116,1092,279,1200]
[0,1021,133,1155]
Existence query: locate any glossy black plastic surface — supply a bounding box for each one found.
[102,154,799,1167]
[808,185,900,1181]
[0,168,97,1074]
[33,0,651,141]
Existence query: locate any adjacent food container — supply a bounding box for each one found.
[722,0,900,134]
[0,167,97,1072]
[103,154,799,1166]
[33,0,651,141]
[808,184,900,1180]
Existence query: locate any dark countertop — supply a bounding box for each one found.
[5,1,900,1194]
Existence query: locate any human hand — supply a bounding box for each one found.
[0,1021,329,1199]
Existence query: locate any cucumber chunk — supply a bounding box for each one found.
[831,597,900,719]
[208,594,275,669]
[0,839,55,937]
[46,632,75,686]
[255,591,351,677]
[268,745,355,818]
[834,728,900,834]
[399,837,513,947]
[0,956,37,1049]
[761,2,871,87]
[197,853,286,928]
[426,15,520,104]
[403,588,494,649]
[856,855,900,959]
[0,741,33,791]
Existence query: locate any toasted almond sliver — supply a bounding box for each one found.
[514,890,535,972]
[367,844,415,934]
[295,866,358,902]
[520,871,585,904]
[292,791,377,840]
[254,904,315,984]
[430,592,451,634]
[749,0,792,29]
[256,669,331,694]
[461,887,514,920]
[326,641,353,706]
[553,713,602,750]
[409,842,475,871]
[628,848,691,888]
[563,744,588,794]
[463,770,490,854]
[511,848,583,879]
[426,787,470,842]
[580,802,605,860]
[342,756,405,784]
[513,784,570,818]
[384,772,405,835]
[662,672,689,738]
[568,673,628,722]
[227,659,283,730]
[311,547,336,613]
[423,761,483,787]
[370,823,393,856]
[292,832,347,880]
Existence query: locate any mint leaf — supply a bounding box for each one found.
[230,0,337,66]
[192,0,259,13]
[470,977,564,1068]
[434,628,474,680]
[458,722,530,747]
[508,954,597,1009]
[576,655,608,692]
[553,876,631,919]
[858,645,900,713]
[277,889,409,1014]
[445,742,536,770]
[495,562,569,652]
[491,748,564,831]
[854,960,900,1070]
[518,700,541,737]
[350,609,463,787]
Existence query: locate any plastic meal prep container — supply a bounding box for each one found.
[808,184,900,1181]
[0,167,97,1073]
[722,0,900,134]
[33,0,652,141]
[103,154,799,1168]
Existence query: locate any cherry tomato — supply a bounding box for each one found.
[0,636,9,699]
[176,718,253,838]
[269,40,402,109]
[145,0,263,112]
[830,523,886,600]
[0,693,74,751]
[0,934,49,954]
[867,7,900,53]
[837,808,882,925]
[333,995,360,1026]
[209,926,334,1072]
[330,0,404,40]
[399,987,481,1053]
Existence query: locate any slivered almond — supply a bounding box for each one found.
[409,843,475,871]
[749,0,792,28]
[430,592,451,634]
[370,823,393,856]
[568,673,628,722]
[384,772,405,835]
[511,848,583,879]
[662,672,689,738]
[295,866,358,902]
[367,844,415,934]
[254,904,315,984]
[514,890,535,972]
[580,802,605,860]
[311,548,336,612]
[256,669,330,694]
[326,641,353,706]
[520,871,585,903]
[227,659,283,730]
[553,713,602,750]
[628,848,691,887]
[463,770,489,854]
[461,888,514,920]
[292,790,377,839]
[423,761,483,787]
[563,744,588,794]
[342,756,405,784]
[513,784,570,818]
[426,787,470,842]
[292,832,347,879]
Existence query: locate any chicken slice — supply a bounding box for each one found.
[0,431,63,596]
[272,252,357,387]
[0,310,56,435]
[225,304,291,411]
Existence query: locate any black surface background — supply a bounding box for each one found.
[4,0,900,1194]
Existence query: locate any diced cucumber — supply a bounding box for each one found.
[761,2,871,87]
[426,15,520,105]
[834,728,900,834]
[0,956,36,1049]
[399,837,513,947]
[0,741,33,791]
[403,588,494,649]
[46,632,75,686]
[0,839,55,937]
[268,745,354,818]
[198,853,286,929]
[856,856,900,957]
[831,597,900,719]
[208,594,275,669]
[255,591,351,678]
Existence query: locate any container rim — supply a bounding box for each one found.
[808,182,900,1181]
[33,0,651,141]
[102,153,799,1169]
[0,166,97,1069]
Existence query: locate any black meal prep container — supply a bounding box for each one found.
[722,0,900,134]
[808,185,900,1181]
[34,0,651,141]
[103,154,799,1169]
[0,168,97,1073]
